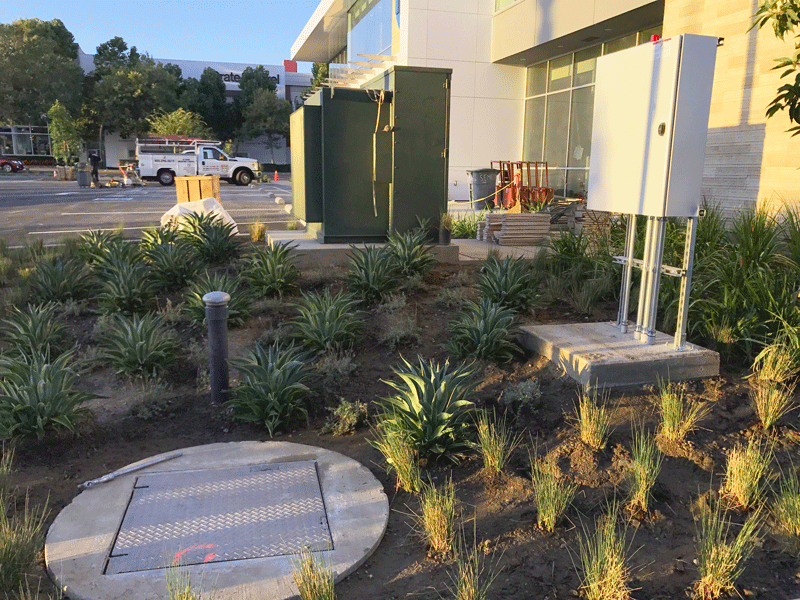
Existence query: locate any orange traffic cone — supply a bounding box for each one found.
[274,170,279,182]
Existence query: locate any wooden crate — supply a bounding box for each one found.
[175,175,221,204]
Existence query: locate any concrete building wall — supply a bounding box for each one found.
[399,0,526,201]
[663,0,800,220]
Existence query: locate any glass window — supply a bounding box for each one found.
[548,55,572,92]
[566,170,588,200]
[639,25,662,44]
[548,168,566,199]
[348,0,393,59]
[604,33,637,55]
[522,97,545,162]
[573,45,601,87]
[568,86,593,168]
[544,91,570,167]
[526,64,547,97]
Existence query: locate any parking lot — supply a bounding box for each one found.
[0,174,294,247]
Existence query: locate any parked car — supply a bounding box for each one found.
[0,157,25,173]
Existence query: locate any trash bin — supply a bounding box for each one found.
[76,163,91,188]
[467,168,500,210]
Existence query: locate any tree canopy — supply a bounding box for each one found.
[0,18,83,124]
[147,108,211,138]
[753,0,800,134]
[47,100,81,163]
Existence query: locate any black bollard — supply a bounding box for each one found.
[203,291,230,404]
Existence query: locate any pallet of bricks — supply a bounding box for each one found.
[494,213,550,246]
[482,213,503,243]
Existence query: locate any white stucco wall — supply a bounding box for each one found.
[398,0,526,201]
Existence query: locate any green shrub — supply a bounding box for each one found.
[379,356,476,464]
[321,398,369,436]
[314,351,357,388]
[499,379,542,420]
[176,212,240,264]
[381,317,419,351]
[0,350,92,438]
[27,257,95,303]
[144,243,197,291]
[1,303,70,357]
[386,229,435,279]
[451,210,485,239]
[346,245,399,304]
[227,343,312,437]
[292,290,361,354]
[98,313,178,381]
[183,271,253,327]
[244,243,300,297]
[477,255,541,314]
[446,299,518,363]
[436,287,467,308]
[98,259,159,315]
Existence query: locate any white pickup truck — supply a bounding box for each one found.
[136,138,261,186]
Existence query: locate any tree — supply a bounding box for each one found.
[242,89,293,162]
[147,108,211,138]
[47,100,81,163]
[0,19,83,125]
[753,0,800,134]
[311,62,329,89]
[180,67,234,140]
[93,36,140,76]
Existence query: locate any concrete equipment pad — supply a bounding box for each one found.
[46,442,389,600]
[519,322,719,391]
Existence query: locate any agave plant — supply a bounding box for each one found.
[139,226,180,253]
[244,243,300,297]
[227,343,312,437]
[97,313,178,380]
[346,245,399,304]
[446,298,518,363]
[27,257,96,303]
[144,242,197,291]
[183,271,253,327]
[0,349,92,439]
[98,259,159,315]
[1,303,70,357]
[379,356,477,464]
[177,212,240,264]
[477,255,541,313]
[386,229,435,279]
[291,289,361,354]
[78,230,140,270]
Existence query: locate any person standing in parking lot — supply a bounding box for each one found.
[89,152,101,186]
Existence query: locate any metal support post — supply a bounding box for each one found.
[203,291,230,404]
[645,217,667,345]
[617,214,637,333]
[635,217,654,341]
[674,215,698,350]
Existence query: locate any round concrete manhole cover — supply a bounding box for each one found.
[45,442,389,600]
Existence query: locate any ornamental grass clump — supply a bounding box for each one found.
[345,245,399,304]
[386,229,435,279]
[292,290,361,354]
[530,454,576,532]
[244,243,300,297]
[446,299,518,364]
[27,257,95,303]
[447,526,501,600]
[176,212,240,264]
[576,390,611,451]
[0,350,92,439]
[1,302,70,357]
[379,356,476,465]
[722,437,772,511]
[693,498,762,600]
[371,424,422,493]
[97,313,178,381]
[183,271,253,327]
[227,343,312,437]
[476,255,540,314]
[656,380,709,442]
[476,410,520,477]
[772,468,800,541]
[626,425,663,514]
[292,547,335,600]
[164,566,204,600]
[0,494,48,594]
[417,479,457,559]
[578,504,632,600]
[750,380,795,431]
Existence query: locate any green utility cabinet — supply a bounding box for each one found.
[291,66,452,243]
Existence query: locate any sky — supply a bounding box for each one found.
[1,0,322,70]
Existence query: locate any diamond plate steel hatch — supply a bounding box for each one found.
[105,461,332,575]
